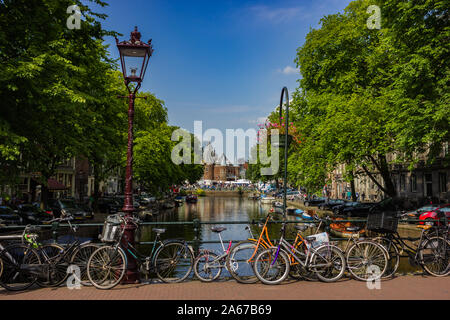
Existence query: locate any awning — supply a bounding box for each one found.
[47,178,68,190]
[30,177,68,190]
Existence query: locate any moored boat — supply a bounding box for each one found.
[329,218,366,239]
[260,196,275,204]
[186,194,198,203]
[287,207,303,216]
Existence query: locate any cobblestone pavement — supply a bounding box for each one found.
[0,275,448,300]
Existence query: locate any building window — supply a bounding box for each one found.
[410,174,417,192]
[439,172,447,193]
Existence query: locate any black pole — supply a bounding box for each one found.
[279,87,289,229]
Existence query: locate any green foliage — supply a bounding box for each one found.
[0,0,203,199]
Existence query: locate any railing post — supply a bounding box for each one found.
[51,221,59,243]
[192,218,201,255]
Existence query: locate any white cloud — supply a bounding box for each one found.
[248,116,267,125]
[279,66,299,75]
[249,5,303,23]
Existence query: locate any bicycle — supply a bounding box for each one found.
[0,217,99,290]
[335,222,388,281]
[253,219,346,285]
[372,213,450,278]
[225,213,277,283]
[86,214,194,289]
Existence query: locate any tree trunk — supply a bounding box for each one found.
[362,154,397,198]
[350,176,357,202]
[93,163,101,213]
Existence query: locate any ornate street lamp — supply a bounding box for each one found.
[116,26,154,283]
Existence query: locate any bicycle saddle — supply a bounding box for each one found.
[305,235,316,242]
[153,228,166,234]
[211,226,227,233]
[295,225,308,232]
[346,226,360,232]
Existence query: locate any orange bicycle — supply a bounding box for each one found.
[225,213,275,283]
[226,213,320,283]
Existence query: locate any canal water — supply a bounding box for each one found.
[48,195,420,275]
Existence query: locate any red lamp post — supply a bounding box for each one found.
[116,26,153,283]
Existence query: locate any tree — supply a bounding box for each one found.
[0,0,118,205]
[289,0,449,197]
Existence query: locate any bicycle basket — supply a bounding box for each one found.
[99,214,123,243]
[306,232,329,249]
[367,212,398,234]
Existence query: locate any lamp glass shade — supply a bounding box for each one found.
[117,44,150,82]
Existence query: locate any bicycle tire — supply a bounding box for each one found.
[253,247,290,285]
[87,245,127,289]
[193,251,223,282]
[419,236,450,277]
[0,244,41,291]
[311,245,346,283]
[154,241,193,283]
[346,241,388,281]
[373,237,400,278]
[36,243,68,287]
[70,243,100,286]
[226,240,264,284]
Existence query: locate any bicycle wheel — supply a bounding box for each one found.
[311,245,346,283]
[154,241,193,283]
[346,241,388,281]
[70,243,100,286]
[253,247,290,285]
[226,240,263,284]
[36,244,68,287]
[0,244,41,291]
[374,237,400,278]
[419,237,450,277]
[87,246,127,289]
[193,251,223,282]
[0,257,3,279]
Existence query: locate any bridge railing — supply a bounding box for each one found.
[0,217,446,247]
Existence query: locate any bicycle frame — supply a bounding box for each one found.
[272,231,331,270]
[245,214,276,262]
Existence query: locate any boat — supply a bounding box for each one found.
[287,207,303,216]
[272,201,284,208]
[260,195,276,204]
[329,218,366,239]
[174,196,185,205]
[186,194,198,203]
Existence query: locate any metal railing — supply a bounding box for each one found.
[0,217,446,248]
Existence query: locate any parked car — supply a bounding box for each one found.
[318,199,347,210]
[303,197,327,207]
[16,204,53,224]
[47,199,91,220]
[419,204,450,226]
[333,202,360,215]
[342,202,377,217]
[0,206,23,225]
[401,205,439,220]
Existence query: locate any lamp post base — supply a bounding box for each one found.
[120,214,141,284]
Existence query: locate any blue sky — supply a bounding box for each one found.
[93,0,351,161]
